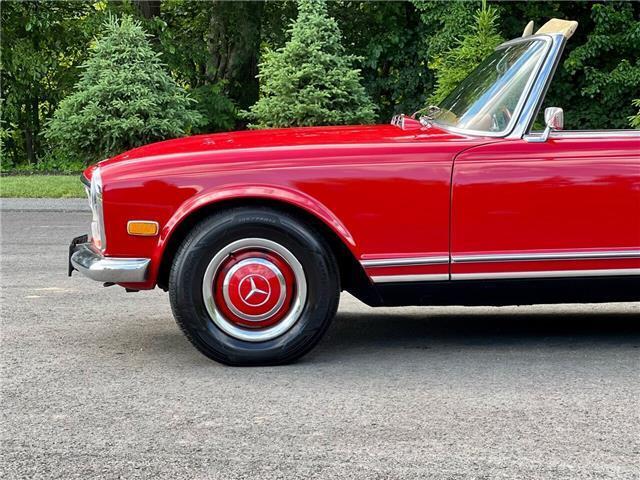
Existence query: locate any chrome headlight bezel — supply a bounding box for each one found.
[89,167,106,251]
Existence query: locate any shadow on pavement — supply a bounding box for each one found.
[321,309,640,351]
[101,307,640,365]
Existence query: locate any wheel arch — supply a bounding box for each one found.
[154,190,376,303]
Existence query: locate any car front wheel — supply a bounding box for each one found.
[168,207,340,366]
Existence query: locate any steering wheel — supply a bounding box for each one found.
[491,106,512,132]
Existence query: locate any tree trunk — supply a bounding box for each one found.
[22,95,40,165]
[133,0,161,20]
[24,127,35,165]
[31,96,40,164]
[206,1,264,109]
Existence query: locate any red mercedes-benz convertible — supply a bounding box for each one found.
[70,20,640,365]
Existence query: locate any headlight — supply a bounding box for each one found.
[89,167,106,251]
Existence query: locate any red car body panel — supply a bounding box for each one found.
[94,124,494,289]
[451,135,640,276]
[85,124,640,291]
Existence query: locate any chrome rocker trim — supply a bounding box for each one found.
[453,250,640,263]
[71,243,150,283]
[364,250,640,283]
[361,256,449,267]
[363,256,449,283]
[452,269,640,281]
[370,274,449,283]
[370,268,640,284]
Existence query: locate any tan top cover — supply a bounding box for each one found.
[535,19,578,39]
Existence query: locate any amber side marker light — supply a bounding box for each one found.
[127,221,159,236]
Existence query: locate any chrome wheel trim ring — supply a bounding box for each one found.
[202,238,307,342]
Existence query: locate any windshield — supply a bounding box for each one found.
[432,39,549,135]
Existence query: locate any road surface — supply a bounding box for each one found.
[2,200,639,479]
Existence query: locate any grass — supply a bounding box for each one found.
[0,175,85,198]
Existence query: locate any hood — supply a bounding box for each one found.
[91,123,485,182]
[100,124,466,163]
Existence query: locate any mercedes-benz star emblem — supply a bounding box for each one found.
[238,274,271,307]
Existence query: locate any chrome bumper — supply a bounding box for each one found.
[70,242,150,283]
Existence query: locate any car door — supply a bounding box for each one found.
[450,133,640,280]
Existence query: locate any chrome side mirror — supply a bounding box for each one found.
[544,107,564,131]
[527,107,563,143]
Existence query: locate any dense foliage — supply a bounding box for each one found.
[43,15,202,164]
[1,0,639,171]
[1,1,100,168]
[429,0,503,104]
[332,1,434,120]
[630,100,640,129]
[561,2,640,129]
[246,0,375,128]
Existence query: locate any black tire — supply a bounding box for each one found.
[168,207,340,366]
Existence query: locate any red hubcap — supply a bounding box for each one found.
[213,250,295,328]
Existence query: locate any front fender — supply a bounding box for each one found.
[142,184,358,288]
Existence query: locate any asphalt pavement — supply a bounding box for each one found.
[1,199,639,479]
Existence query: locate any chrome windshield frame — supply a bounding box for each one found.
[430,34,563,139]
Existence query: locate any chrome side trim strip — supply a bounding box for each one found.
[371,274,449,283]
[453,250,640,264]
[526,130,640,142]
[369,268,640,283]
[550,130,640,139]
[362,256,449,268]
[452,269,640,281]
[364,250,640,282]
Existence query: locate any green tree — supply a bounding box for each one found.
[246,0,375,128]
[143,0,238,132]
[332,1,434,121]
[44,15,202,164]
[412,0,477,65]
[630,99,640,129]
[205,1,264,110]
[131,0,275,131]
[0,1,100,167]
[428,0,503,104]
[4,0,639,172]
[560,2,640,129]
